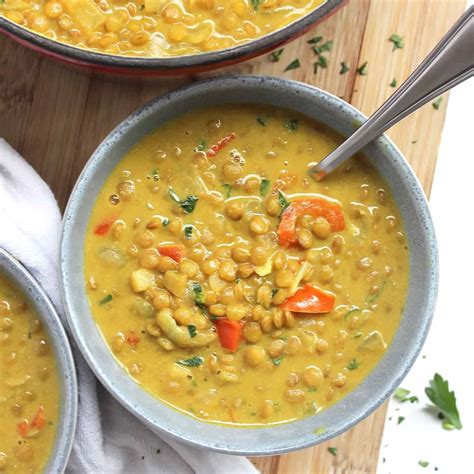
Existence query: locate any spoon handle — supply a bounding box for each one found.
[312,6,474,179]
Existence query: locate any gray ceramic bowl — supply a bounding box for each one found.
[61,75,438,456]
[0,249,77,472]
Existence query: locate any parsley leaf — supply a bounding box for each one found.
[390,78,397,88]
[313,55,328,73]
[340,62,349,74]
[183,225,193,240]
[397,416,405,425]
[313,40,333,55]
[177,356,203,367]
[307,35,323,45]
[99,294,113,305]
[222,183,232,198]
[162,218,170,227]
[250,0,261,11]
[168,187,198,214]
[356,61,368,75]
[196,138,207,151]
[260,178,271,197]
[187,325,197,338]
[272,356,283,366]
[270,48,284,62]
[425,373,462,430]
[192,282,205,307]
[284,118,298,131]
[277,190,290,214]
[432,97,443,110]
[346,359,360,370]
[327,447,337,456]
[389,33,404,51]
[394,387,419,404]
[418,461,429,468]
[284,59,301,71]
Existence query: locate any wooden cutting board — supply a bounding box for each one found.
[0,0,465,471]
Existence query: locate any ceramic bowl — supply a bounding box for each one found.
[61,75,438,455]
[0,1,345,76]
[0,249,77,471]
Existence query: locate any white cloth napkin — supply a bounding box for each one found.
[0,139,258,474]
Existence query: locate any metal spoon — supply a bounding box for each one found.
[311,6,474,180]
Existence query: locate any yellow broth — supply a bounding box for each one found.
[84,105,409,426]
[0,275,60,473]
[0,0,323,57]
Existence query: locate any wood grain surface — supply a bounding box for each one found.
[0,0,465,472]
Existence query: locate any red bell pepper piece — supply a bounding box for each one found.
[17,420,29,438]
[94,216,116,236]
[158,244,183,263]
[215,319,242,352]
[31,405,46,429]
[278,198,345,246]
[206,133,236,157]
[126,330,140,347]
[280,284,335,313]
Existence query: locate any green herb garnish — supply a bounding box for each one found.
[366,279,388,305]
[394,387,419,404]
[256,116,268,126]
[270,48,284,62]
[313,40,333,55]
[425,373,462,430]
[347,359,360,370]
[197,138,207,151]
[192,282,205,308]
[340,62,349,74]
[307,35,323,45]
[151,169,160,181]
[99,294,113,305]
[187,325,197,338]
[313,55,328,73]
[162,218,170,227]
[327,447,337,456]
[390,78,397,88]
[418,461,429,468]
[284,59,301,72]
[180,195,198,214]
[397,416,405,425]
[389,33,404,51]
[272,356,283,366]
[250,0,261,11]
[260,178,271,197]
[222,183,232,198]
[432,97,443,110]
[356,61,368,75]
[177,356,203,367]
[277,190,290,214]
[183,225,193,240]
[284,118,299,131]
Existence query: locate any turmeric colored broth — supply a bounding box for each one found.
[0,0,323,57]
[0,276,60,473]
[84,105,409,426]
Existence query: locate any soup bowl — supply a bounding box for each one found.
[61,75,438,455]
[0,0,345,76]
[0,248,77,471]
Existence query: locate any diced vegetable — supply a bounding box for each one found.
[206,133,236,157]
[163,271,187,297]
[94,217,116,236]
[215,319,242,352]
[158,244,183,263]
[125,330,140,347]
[17,420,29,438]
[280,284,335,313]
[130,269,155,293]
[62,0,105,32]
[31,405,45,429]
[278,198,345,246]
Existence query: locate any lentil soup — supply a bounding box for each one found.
[0,0,323,57]
[0,275,60,473]
[84,104,409,426]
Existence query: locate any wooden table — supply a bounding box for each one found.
[0,0,465,471]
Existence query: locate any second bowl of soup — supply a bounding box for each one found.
[61,75,437,454]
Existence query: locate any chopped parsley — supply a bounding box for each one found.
[151,169,160,181]
[307,35,323,45]
[313,55,328,73]
[432,97,443,110]
[389,33,404,51]
[390,78,397,88]
[425,373,462,430]
[168,187,198,214]
[346,359,360,370]
[183,225,193,240]
[277,190,290,215]
[162,218,169,227]
[394,387,419,404]
[327,447,337,456]
[256,116,268,126]
[340,61,350,74]
[196,138,207,151]
[272,356,283,366]
[250,0,261,11]
[177,356,203,367]
[222,183,232,198]
[313,40,333,55]
[356,61,368,75]
[99,294,113,305]
[192,282,205,308]
[397,416,405,425]
[284,118,299,131]
[418,461,429,468]
[187,325,197,338]
[270,48,284,62]
[260,178,271,197]
[284,59,301,71]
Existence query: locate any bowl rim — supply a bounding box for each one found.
[60,75,438,455]
[0,248,77,473]
[0,0,344,71]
